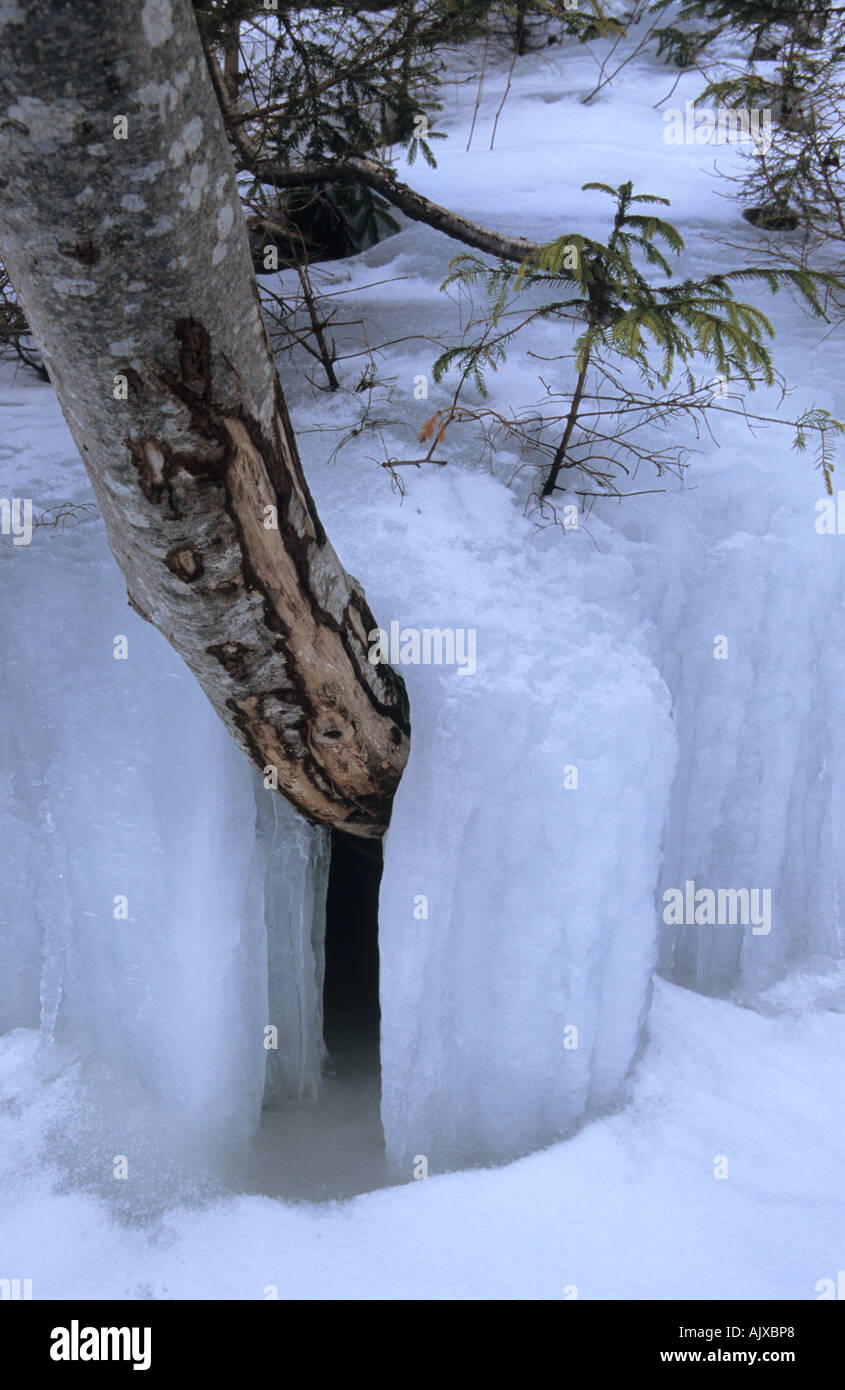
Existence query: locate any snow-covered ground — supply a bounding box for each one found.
[2,977,843,1298]
[1,23,844,1298]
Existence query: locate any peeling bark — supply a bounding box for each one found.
[0,0,409,837]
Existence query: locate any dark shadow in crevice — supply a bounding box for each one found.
[243,829,392,1203]
[323,829,383,1080]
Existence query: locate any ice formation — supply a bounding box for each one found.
[342,468,677,1170]
[4,354,845,1171]
[0,480,328,1152]
[0,408,680,1168]
[612,414,845,998]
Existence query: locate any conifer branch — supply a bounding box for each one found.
[201,32,559,268]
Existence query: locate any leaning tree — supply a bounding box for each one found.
[0,0,415,837]
[0,0,592,837]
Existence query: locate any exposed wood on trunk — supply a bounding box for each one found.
[0,0,409,837]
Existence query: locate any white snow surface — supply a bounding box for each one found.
[1,976,843,1298]
[1,24,844,1295]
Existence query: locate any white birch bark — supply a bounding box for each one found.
[0,0,410,836]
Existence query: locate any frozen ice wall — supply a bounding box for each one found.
[0,475,327,1153]
[7,327,843,1176]
[1,428,677,1172]
[321,466,677,1171]
[259,793,330,1107]
[609,396,845,999]
[378,652,675,1171]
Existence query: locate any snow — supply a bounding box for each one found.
[302,33,845,1006]
[1,977,843,1298]
[1,18,844,1297]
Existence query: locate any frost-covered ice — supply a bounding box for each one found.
[631,424,845,996]
[0,503,264,1151]
[0,425,328,1149]
[334,468,675,1168]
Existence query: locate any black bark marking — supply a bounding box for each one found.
[164,546,203,581]
[125,432,228,504]
[57,240,99,266]
[174,316,213,403]
[122,365,144,396]
[207,640,251,676]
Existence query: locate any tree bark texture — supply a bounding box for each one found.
[0,0,410,837]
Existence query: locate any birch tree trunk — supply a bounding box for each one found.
[0,0,410,837]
